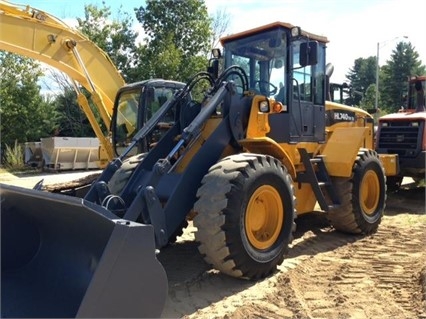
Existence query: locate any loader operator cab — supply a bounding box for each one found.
[219,22,328,144]
[111,79,186,157]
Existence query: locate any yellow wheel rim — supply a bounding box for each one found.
[245,185,283,250]
[360,170,380,215]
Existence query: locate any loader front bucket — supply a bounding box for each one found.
[1,183,167,318]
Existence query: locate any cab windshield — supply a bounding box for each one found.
[113,85,178,156]
[223,28,287,101]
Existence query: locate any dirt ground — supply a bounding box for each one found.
[1,172,425,318]
[160,182,426,319]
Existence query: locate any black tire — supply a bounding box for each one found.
[327,149,386,235]
[108,153,146,195]
[193,153,296,280]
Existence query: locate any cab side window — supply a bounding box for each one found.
[293,65,312,102]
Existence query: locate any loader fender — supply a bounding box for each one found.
[321,127,369,177]
[239,137,296,178]
[1,183,167,318]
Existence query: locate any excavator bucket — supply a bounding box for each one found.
[1,183,167,318]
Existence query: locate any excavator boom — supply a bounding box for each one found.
[0,0,126,161]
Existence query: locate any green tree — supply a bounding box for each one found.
[0,52,58,149]
[380,41,425,112]
[53,87,97,137]
[134,0,212,82]
[76,2,140,82]
[359,84,376,110]
[44,69,103,138]
[345,56,377,106]
[129,34,183,81]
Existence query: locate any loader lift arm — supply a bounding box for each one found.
[0,0,126,162]
[86,71,224,246]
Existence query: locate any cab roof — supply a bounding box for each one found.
[220,21,329,45]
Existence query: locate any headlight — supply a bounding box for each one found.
[259,100,270,113]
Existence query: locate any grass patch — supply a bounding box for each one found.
[3,140,25,171]
[1,140,43,175]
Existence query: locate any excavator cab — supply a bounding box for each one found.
[112,79,186,157]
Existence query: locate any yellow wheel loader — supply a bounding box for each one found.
[1,21,398,317]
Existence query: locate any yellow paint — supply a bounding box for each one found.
[245,185,284,250]
[246,96,271,138]
[321,127,368,177]
[293,183,317,214]
[239,137,296,179]
[174,117,223,173]
[378,154,399,176]
[360,170,380,215]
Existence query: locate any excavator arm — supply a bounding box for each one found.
[0,1,126,161]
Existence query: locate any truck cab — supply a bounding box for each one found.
[376,76,426,189]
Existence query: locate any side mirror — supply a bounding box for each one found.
[207,48,222,80]
[300,41,318,67]
[207,59,219,80]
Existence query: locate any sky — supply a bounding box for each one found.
[14,0,426,83]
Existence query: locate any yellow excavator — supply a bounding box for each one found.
[0,1,185,168]
[0,0,124,164]
[1,19,400,319]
